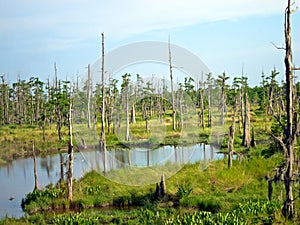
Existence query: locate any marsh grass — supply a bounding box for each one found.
[0,125,68,164]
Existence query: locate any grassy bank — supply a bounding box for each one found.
[0,125,69,165]
[1,107,300,224]
[4,149,297,224]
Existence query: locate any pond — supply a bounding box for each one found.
[0,143,225,219]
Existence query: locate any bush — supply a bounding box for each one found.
[180,196,222,213]
[176,183,193,199]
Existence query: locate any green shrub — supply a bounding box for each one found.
[180,196,222,213]
[176,183,193,199]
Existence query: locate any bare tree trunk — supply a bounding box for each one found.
[87,64,91,129]
[228,117,235,168]
[160,173,166,196]
[208,92,212,128]
[67,96,73,201]
[42,108,46,142]
[58,152,64,187]
[145,115,149,133]
[282,0,295,217]
[54,63,62,141]
[251,126,256,147]
[0,75,5,125]
[242,93,251,147]
[169,37,176,130]
[93,114,97,140]
[206,74,213,128]
[125,81,130,141]
[200,82,205,129]
[32,140,39,191]
[239,91,244,134]
[100,33,107,174]
[155,173,167,197]
[131,104,136,124]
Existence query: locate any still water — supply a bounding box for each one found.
[0,144,223,218]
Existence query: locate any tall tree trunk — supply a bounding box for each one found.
[32,140,39,191]
[251,126,256,147]
[228,117,235,168]
[58,152,64,188]
[87,64,91,129]
[54,63,62,141]
[179,94,183,129]
[169,38,176,130]
[67,95,73,201]
[239,90,244,134]
[282,0,295,217]
[242,93,251,147]
[207,74,213,128]
[199,81,205,129]
[131,104,136,124]
[125,81,130,141]
[100,33,107,174]
[0,75,4,125]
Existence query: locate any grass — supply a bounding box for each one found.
[0,124,69,165]
[1,105,300,224]
[0,110,212,164]
[2,150,300,224]
[17,150,299,219]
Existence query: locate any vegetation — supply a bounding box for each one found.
[0,151,299,224]
[1,1,300,223]
[1,62,300,224]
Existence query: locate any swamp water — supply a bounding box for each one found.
[0,143,224,218]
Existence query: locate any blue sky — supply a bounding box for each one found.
[0,0,299,86]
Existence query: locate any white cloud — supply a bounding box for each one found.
[0,0,297,51]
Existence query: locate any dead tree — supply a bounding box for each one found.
[206,73,213,128]
[54,63,62,141]
[122,73,131,142]
[218,72,229,126]
[100,33,107,173]
[169,37,176,130]
[155,173,167,197]
[87,64,91,129]
[67,88,73,201]
[199,79,205,129]
[242,93,251,147]
[228,117,235,168]
[32,140,39,191]
[250,126,256,147]
[282,0,296,217]
[271,0,299,218]
[131,103,136,124]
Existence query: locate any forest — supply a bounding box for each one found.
[1,1,300,224]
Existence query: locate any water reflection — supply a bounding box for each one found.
[0,143,223,218]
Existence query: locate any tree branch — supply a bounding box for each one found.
[270,133,288,155]
[270,41,285,50]
[270,107,287,132]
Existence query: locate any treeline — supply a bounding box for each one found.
[1,68,299,139]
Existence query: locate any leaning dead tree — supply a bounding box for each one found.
[269,0,299,218]
[281,0,298,218]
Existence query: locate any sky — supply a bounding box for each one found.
[0,0,300,87]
